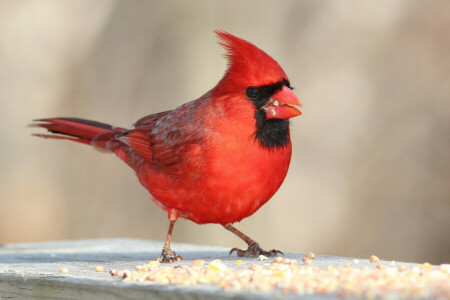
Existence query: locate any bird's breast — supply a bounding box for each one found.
[141,106,293,225]
[197,128,292,224]
[172,116,292,224]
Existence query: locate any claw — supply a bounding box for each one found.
[229,247,240,255]
[272,250,284,256]
[228,242,283,258]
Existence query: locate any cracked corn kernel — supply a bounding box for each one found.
[94,266,104,272]
[369,255,379,263]
[59,267,68,274]
[192,259,205,267]
[422,263,432,269]
[235,260,245,265]
[274,256,283,263]
[306,252,316,259]
[209,260,227,271]
[276,271,287,278]
[439,264,450,274]
[147,260,159,267]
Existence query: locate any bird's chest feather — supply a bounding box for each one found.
[193,117,292,224]
[143,103,292,225]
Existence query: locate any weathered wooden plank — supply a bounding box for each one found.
[0,239,446,299]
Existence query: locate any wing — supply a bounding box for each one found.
[117,100,205,173]
[133,111,172,128]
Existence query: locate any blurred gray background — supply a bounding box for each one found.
[1,0,449,264]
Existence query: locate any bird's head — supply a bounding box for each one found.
[214,30,301,121]
[213,31,301,148]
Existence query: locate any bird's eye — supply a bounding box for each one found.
[246,87,259,99]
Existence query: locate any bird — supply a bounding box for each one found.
[31,30,302,262]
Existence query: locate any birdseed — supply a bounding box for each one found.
[302,257,312,265]
[109,259,450,299]
[370,255,380,262]
[258,255,268,261]
[192,259,205,267]
[94,265,104,272]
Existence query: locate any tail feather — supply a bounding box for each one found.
[31,118,126,151]
[31,133,92,145]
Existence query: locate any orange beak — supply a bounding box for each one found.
[263,86,302,120]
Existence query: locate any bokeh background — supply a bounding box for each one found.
[1,0,449,264]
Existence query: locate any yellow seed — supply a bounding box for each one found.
[192,259,205,267]
[94,266,104,272]
[59,267,68,274]
[235,260,245,265]
[422,262,432,269]
[198,275,211,283]
[369,255,379,263]
[274,256,283,263]
[345,262,352,268]
[147,260,160,267]
[277,271,287,278]
[209,260,227,271]
[306,252,316,259]
[439,264,450,273]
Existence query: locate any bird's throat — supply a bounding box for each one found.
[254,110,290,149]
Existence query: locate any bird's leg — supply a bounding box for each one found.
[157,209,183,263]
[223,224,283,257]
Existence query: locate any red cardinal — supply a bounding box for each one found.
[32,31,301,262]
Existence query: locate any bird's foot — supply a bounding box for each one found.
[156,247,183,263]
[229,242,283,257]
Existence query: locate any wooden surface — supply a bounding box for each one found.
[0,239,440,299]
